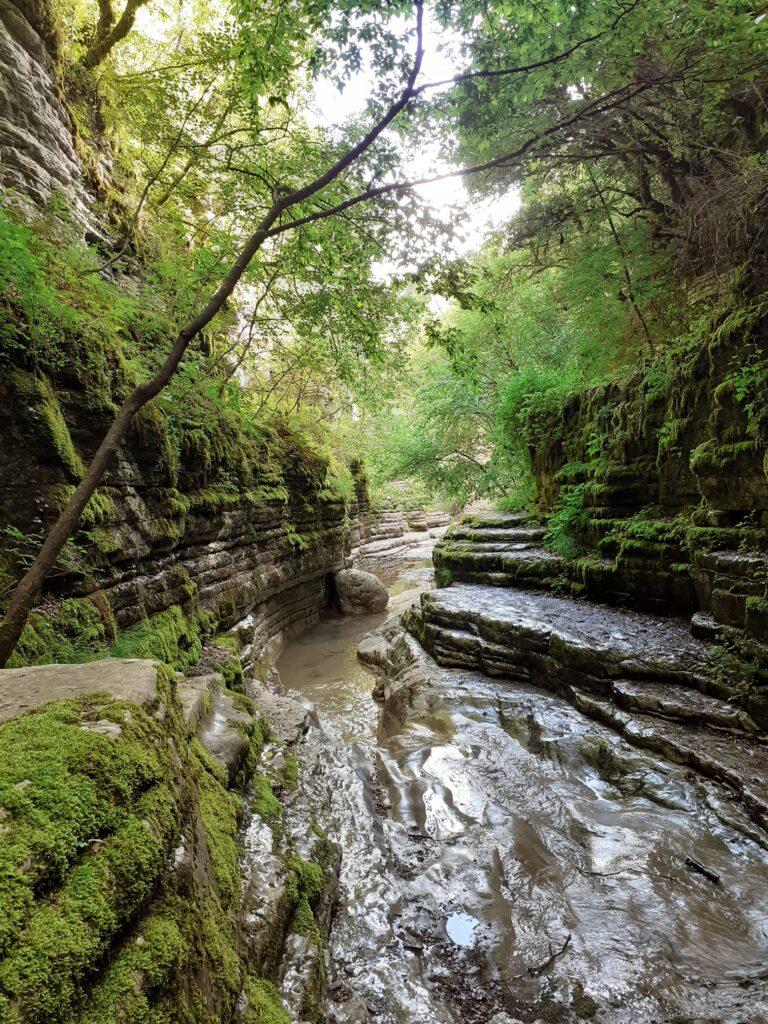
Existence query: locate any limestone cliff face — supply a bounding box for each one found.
[0,368,409,670]
[0,1,86,218]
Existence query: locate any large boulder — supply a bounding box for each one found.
[335,569,389,615]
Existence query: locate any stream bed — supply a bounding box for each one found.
[275,553,768,1024]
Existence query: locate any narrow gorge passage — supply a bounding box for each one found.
[2,1,768,1021]
[273,548,768,1024]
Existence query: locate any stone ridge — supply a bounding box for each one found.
[434,503,768,712]
[0,397,415,671]
[413,584,713,690]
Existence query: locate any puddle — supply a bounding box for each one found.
[445,911,477,946]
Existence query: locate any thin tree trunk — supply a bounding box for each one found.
[0,209,282,667]
[587,167,655,350]
[84,0,150,68]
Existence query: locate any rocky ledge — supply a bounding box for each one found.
[402,584,768,832]
[433,511,562,590]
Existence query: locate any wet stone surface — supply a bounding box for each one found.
[272,556,768,1024]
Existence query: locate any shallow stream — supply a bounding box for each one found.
[275,550,768,1024]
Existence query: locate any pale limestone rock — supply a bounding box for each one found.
[335,568,389,616]
[0,658,157,722]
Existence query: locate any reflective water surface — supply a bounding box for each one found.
[276,553,768,1024]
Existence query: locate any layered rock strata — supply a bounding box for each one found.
[434,511,561,590]
[0,0,102,228]
[523,331,768,648]
[0,378,426,674]
[403,584,768,825]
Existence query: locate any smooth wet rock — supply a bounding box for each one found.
[247,685,311,744]
[370,625,768,1021]
[405,585,768,830]
[0,658,157,722]
[356,635,389,668]
[177,672,221,733]
[335,569,389,615]
[198,687,253,783]
[272,554,768,1023]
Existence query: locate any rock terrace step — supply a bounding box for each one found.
[459,511,531,528]
[414,584,712,689]
[448,525,547,544]
[611,679,762,735]
[571,690,768,830]
[404,585,768,830]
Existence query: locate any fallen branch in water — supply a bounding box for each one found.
[527,933,572,977]
[685,856,720,884]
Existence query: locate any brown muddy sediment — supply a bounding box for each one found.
[271,550,768,1024]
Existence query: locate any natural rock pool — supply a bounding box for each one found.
[273,551,768,1024]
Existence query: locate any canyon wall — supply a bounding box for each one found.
[434,326,768,722]
[0,0,102,226]
[527,326,768,642]
[0,373,413,672]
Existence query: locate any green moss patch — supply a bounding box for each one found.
[10,370,85,480]
[690,439,760,476]
[109,604,204,673]
[242,980,290,1024]
[280,754,298,792]
[0,672,185,1022]
[6,597,108,668]
[251,775,282,828]
[77,726,255,1024]
[198,767,240,909]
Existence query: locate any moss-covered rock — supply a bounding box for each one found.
[241,980,291,1024]
[6,597,108,668]
[0,667,186,1022]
